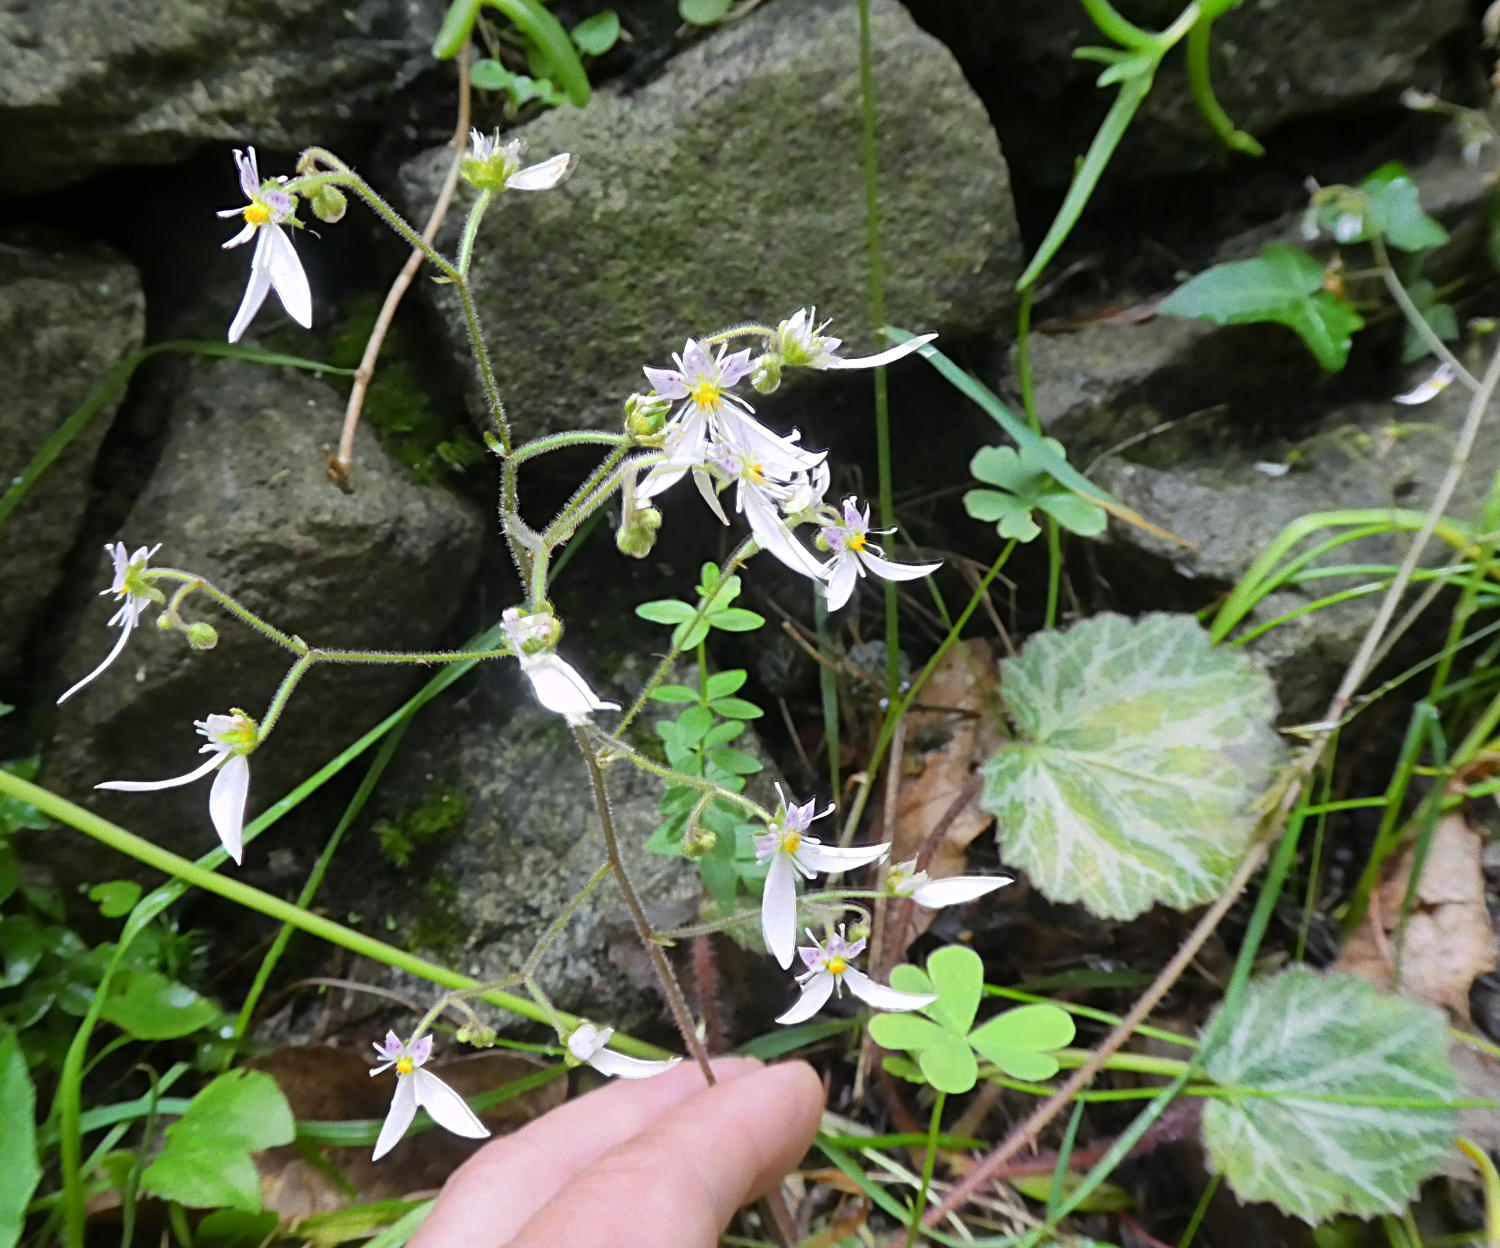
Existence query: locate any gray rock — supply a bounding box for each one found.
[0,231,143,675]
[399,0,1019,440]
[45,357,484,863]
[1097,376,1496,720]
[0,0,432,193]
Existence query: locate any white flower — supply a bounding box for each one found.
[1393,360,1458,406]
[708,442,826,581]
[753,787,887,968]
[566,1022,682,1079]
[776,926,936,1025]
[217,147,312,343]
[464,129,572,191]
[773,308,936,371]
[819,497,942,612]
[888,858,1011,908]
[501,607,619,722]
[57,542,161,705]
[369,1032,489,1161]
[96,711,257,863]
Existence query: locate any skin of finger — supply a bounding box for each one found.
[505,1061,825,1248]
[409,1057,765,1248]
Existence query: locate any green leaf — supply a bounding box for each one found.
[708,697,763,720]
[675,705,714,743]
[101,968,220,1040]
[294,1200,432,1248]
[196,1209,281,1248]
[1362,162,1449,253]
[0,916,45,988]
[679,0,731,24]
[963,488,1020,525]
[648,684,700,704]
[969,1004,1075,1081]
[571,10,620,55]
[469,58,510,90]
[674,619,712,651]
[868,1013,978,1094]
[88,879,142,918]
[708,607,764,632]
[636,599,695,625]
[1038,491,1109,537]
[0,1030,39,1248]
[705,669,748,698]
[142,1070,295,1212]
[981,613,1284,919]
[1012,1172,1134,1212]
[966,439,1105,542]
[918,946,984,1034]
[1201,968,1460,1223]
[706,746,762,776]
[1160,245,1364,372]
[701,720,745,748]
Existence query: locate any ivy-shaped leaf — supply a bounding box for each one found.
[1160,244,1364,372]
[1361,162,1449,253]
[1200,968,1460,1223]
[966,439,1107,543]
[981,613,1283,920]
[869,947,1075,1093]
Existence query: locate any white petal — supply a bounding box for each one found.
[57,615,135,704]
[507,152,571,190]
[858,550,942,582]
[372,1074,418,1161]
[586,1047,683,1079]
[412,1067,490,1140]
[220,220,256,248]
[842,966,936,1013]
[1394,362,1457,406]
[264,225,312,329]
[209,753,250,864]
[775,971,836,1025]
[745,490,824,580]
[568,1022,606,1062]
[822,333,936,370]
[761,852,799,969]
[97,751,225,793]
[227,230,273,343]
[821,554,859,611]
[797,841,889,876]
[522,655,619,717]
[909,876,1012,908]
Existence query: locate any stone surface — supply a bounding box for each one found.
[0,230,144,676]
[399,0,1020,439]
[44,357,485,863]
[0,0,432,194]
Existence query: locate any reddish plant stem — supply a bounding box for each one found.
[693,932,725,1054]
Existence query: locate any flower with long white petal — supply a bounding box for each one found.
[776,926,936,1025]
[96,710,257,863]
[888,858,1012,909]
[566,1022,682,1079]
[461,130,572,192]
[1394,360,1458,406]
[216,147,311,343]
[57,542,161,705]
[708,443,826,582]
[754,787,887,968]
[501,607,619,723]
[772,308,936,371]
[369,1032,489,1161]
[820,496,942,612]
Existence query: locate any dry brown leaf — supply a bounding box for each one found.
[1334,812,1497,1021]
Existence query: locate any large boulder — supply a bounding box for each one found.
[0,0,432,194]
[0,231,144,681]
[45,357,485,865]
[398,0,1020,439]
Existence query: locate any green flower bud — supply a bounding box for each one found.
[457,1023,498,1048]
[682,826,717,859]
[309,185,347,224]
[750,353,783,394]
[624,392,671,444]
[185,622,219,650]
[616,504,662,559]
[847,919,872,944]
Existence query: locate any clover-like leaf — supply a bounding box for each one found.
[982,613,1283,920]
[1200,968,1460,1223]
[970,1004,1076,1081]
[966,439,1106,543]
[868,1012,978,1094]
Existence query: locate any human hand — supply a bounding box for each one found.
[410,1057,824,1248]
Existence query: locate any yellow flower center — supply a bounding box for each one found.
[242,201,272,227]
[395,1056,415,1076]
[780,831,802,855]
[689,380,721,409]
[846,533,867,553]
[826,956,847,976]
[746,462,767,485]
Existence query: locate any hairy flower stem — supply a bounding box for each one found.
[573,728,715,1083]
[456,187,493,278]
[154,570,304,652]
[587,729,769,821]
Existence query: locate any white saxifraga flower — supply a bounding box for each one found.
[217,147,312,344]
[57,542,161,704]
[96,711,257,863]
[1394,360,1458,406]
[820,497,942,612]
[776,926,936,1025]
[753,787,888,968]
[463,129,572,192]
[501,607,619,722]
[708,442,826,581]
[772,307,936,371]
[566,1022,682,1079]
[888,858,1012,908]
[369,1032,489,1161]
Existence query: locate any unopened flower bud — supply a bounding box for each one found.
[624,392,670,443]
[616,503,662,559]
[682,826,717,859]
[457,1023,498,1048]
[156,614,175,631]
[185,622,219,650]
[750,353,783,394]
[846,919,872,944]
[309,185,347,224]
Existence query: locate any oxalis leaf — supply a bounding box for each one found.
[1200,967,1460,1223]
[981,613,1283,920]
